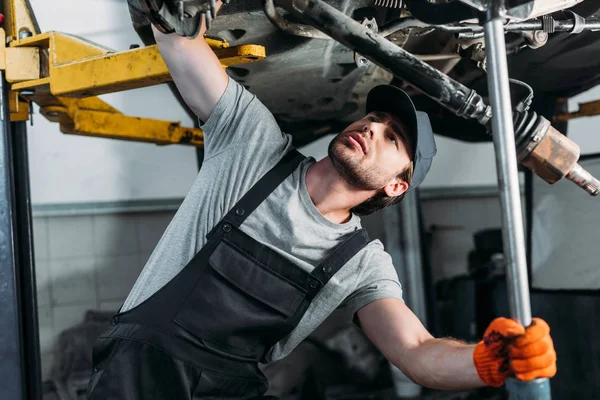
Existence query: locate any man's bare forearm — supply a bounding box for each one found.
[397,338,485,391]
[359,299,487,391]
[152,2,228,122]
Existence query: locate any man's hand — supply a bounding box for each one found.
[127,0,214,38]
[127,0,157,29]
[474,317,557,387]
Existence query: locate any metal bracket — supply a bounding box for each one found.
[38,96,205,146]
[354,18,378,68]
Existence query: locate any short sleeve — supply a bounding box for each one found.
[200,76,290,161]
[341,243,404,316]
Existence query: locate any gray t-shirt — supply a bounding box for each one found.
[122,77,403,362]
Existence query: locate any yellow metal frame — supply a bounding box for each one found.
[1,0,266,146]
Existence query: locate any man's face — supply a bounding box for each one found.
[328,111,412,191]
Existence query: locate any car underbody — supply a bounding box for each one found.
[141,0,600,145]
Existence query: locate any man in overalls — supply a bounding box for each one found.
[86,2,557,398]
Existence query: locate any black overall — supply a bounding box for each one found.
[86,150,371,399]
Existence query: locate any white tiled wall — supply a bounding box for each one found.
[33,210,175,380]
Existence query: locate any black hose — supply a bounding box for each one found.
[263,0,331,40]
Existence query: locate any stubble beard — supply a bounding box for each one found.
[327,135,392,191]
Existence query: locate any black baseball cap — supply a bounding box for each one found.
[366,85,437,190]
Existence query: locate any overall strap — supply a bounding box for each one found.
[306,228,371,299]
[207,149,305,239]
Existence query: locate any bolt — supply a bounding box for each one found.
[177,1,185,22]
[534,31,548,42]
[355,55,369,68]
[19,90,34,96]
[18,30,32,40]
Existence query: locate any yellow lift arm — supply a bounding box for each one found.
[554,99,600,122]
[1,0,266,147]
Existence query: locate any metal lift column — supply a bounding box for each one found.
[482,1,550,398]
[0,67,41,400]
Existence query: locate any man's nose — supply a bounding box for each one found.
[362,124,373,139]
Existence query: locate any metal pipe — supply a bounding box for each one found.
[448,19,600,33]
[483,17,532,327]
[382,204,422,398]
[263,0,331,40]
[400,190,427,325]
[378,17,431,37]
[0,71,27,400]
[380,17,600,37]
[416,54,461,61]
[484,14,553,398]
[457,32,485,39]
[11,121,43,400]
[276,0,491,124]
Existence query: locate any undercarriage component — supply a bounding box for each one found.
[452,17,600,35]
[457,0,584,21]
[129,0,218,38]
[521,30,547,49]
[373,0,403,9]
[354,18,378,68]
[276,0,598,198]
[262,0,331,40]
[515,111,599,195]
[404,0,476,25]
[380,16,600,38]
[275,0,491,125]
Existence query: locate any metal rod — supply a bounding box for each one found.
[483,18,531,326]
[379,17,600,37]
[263,0,331,40]
[382,204,422,398]
[12,120,42,400]
[399,190,427,325]
[0,72,26,400]
[450,19,600,33]
[276,0,491,123]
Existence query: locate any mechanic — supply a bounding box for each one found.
[86,2,557,398]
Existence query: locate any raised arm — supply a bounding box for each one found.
[151,2,229,122]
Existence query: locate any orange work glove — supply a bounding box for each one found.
[473,317,557,387]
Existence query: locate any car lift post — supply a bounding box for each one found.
[0,72,41,400]
[482,1,550,397]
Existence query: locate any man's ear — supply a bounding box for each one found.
[383,179,408,197]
